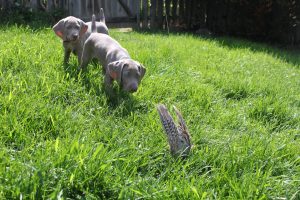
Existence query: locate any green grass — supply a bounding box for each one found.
[0,24,299,199]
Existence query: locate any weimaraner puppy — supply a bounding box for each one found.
[78,15,146,94]
[53,9,108,64]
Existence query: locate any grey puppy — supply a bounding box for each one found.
[78,15,146,94]
[53,9,108,64]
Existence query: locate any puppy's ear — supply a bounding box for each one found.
[53,19,65,39]
[138,64,146,79]
[79,20,88,37]
[107,61,124,84]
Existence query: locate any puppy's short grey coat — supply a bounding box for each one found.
[79,15,146,94]
[53,9,108,64]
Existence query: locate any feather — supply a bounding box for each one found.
[157,104,192,157]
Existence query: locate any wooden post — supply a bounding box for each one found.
[92,0,95,14]
[137,0,141,29]
[70,0,81,17]
[150,0,157,29]
[192,0,198,29]
[1,0,13,10]
[86,0,92,17]
[165,0,171,29]
[198,0,207,28]
[178,0,185,24]
[58,0,64,9]
[80,0,87,19]
[47,0,55,12]
[179,0,184,21]
[30,0,39,10]
[166,0,171,19]
[296,1,300,44]
[157,0,163,29]
[142,0,148,29]
[94,0,100,14]
[185,0,192,29]
[118,0,134,17]
[172,0,178,23]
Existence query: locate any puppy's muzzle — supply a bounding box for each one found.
[71,33,79,41]
[128,83,138,93]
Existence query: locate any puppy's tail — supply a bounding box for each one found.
[99,8,105,24]
[91,14,97,33]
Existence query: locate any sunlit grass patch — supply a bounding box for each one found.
[0,25,299,199]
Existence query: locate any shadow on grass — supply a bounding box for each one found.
[63,62,102,95]
[63,61,140,116]
[210,36,300,67]
[135,29,300,68]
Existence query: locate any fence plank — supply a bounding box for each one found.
[30,0,39,10]
[186,0,192,29]
[118,0,134,17]
[58,0,64,9]
[166,0,171,18]
[47,0,53,11]
[150,0,157,28]
[142,0,148,28]
[137,0,141,28]
[179,0,184,19]
[157,0,163,28]
[1,0,13,9]
[172,0,178,22]
[198,0,207,28]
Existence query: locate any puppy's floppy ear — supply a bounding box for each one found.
[53,19,65,39]
[79,20,88,37]
[138,64,146,79]
[107,61,124,84]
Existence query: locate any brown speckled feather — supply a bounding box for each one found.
[157,104,191,157]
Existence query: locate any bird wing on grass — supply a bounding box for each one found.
[157,104,191,158]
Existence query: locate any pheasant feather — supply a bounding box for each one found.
[157,104,191,157]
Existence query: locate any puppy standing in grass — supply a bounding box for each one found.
[53,9,109,64]
[78,15,146,94]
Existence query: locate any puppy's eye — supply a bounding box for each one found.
[123,71,129,76]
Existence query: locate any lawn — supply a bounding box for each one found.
[0,24,299,199]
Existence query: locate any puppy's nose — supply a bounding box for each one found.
[72,33,79,40]
[129,84,138,93]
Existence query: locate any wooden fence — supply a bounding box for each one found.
[64,0,138,22]
[139,0,300,44]
[0,0,214,29]
[138,0,197,30]
[0,0,137,22]
[1,0,300,45]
